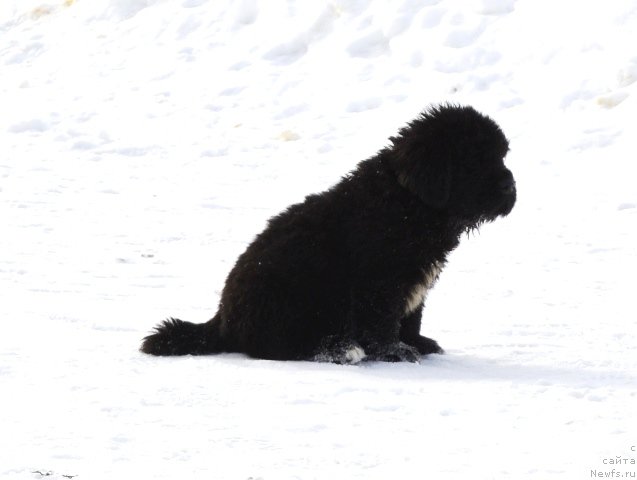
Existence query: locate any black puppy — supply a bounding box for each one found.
[141,104,515,363]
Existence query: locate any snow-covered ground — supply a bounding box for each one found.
[1,0,636,478]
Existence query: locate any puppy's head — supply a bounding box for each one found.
[388,104,515,228]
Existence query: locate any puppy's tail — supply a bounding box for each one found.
[140,314,224,356]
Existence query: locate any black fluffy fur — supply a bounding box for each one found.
[140,104,516,363]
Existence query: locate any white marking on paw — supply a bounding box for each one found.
[404,260,444,314]
[345,346,366,364]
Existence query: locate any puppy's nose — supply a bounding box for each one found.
[499,177,516,195]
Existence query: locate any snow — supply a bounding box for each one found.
[1,0,636,478]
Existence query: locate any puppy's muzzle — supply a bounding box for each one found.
[498,173,516,195]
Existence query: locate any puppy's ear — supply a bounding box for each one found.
[392,142,451,209]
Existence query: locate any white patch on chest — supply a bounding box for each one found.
[404,260,444,314]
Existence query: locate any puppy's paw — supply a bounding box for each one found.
[312,337,366,364]
[343,344,367,364]
[411,335,444,355]
[366,342,421,363]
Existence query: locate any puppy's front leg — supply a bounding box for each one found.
[349,288,421,363]
[400,307,444,355]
